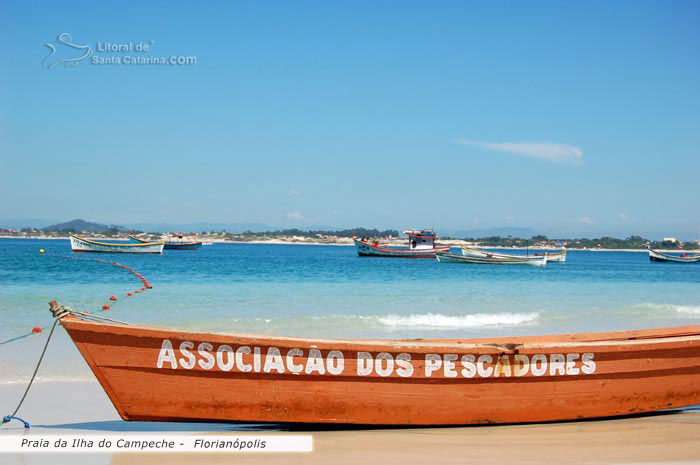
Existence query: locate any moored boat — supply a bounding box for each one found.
[51,301,700,425]
[130,235,202,250]
[544,249,567,262]
[70,235,165,254]
[354,230,450,258]
[444,250,547,266]
[462,246,565,262]
[648,248,700,263]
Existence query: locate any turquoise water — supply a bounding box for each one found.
[1,238,699,382]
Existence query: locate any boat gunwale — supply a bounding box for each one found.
[60,315,700,351]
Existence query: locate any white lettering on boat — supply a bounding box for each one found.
[581,352,596,374]
[156,339,177,369]
[155,340,598,378]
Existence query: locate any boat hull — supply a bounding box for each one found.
[462,247,566,263]
[354,239,449,258]
[649,249,700,263]
[164,242,203,250]
[442,251,547,266]
[60,316,700,425]
[70,236,164,254]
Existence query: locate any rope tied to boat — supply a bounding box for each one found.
[50,302,71,319]
[0,307,62,429]
[1,301,130,429]
[47,301,130,325]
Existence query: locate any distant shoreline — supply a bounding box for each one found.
[0,235,686,252]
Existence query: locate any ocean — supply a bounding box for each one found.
[1,238,699,383]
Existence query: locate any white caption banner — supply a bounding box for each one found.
[0,435,312,453]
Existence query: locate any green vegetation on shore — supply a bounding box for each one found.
[2,221,698,250]
[463,235,699,250]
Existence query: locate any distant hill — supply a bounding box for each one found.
[43,219,126,233]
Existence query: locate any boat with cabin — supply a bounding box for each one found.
[50,300,700,425]
[70,235,165,254]
[353,230,450,258]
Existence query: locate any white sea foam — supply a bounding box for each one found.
[670,305,700,316]
[376,312,540,329]
[638,303,700,316]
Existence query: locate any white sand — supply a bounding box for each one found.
[1,381,699,465]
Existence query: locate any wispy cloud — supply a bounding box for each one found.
[288,189,301,197]
[286,211,303,220]
[579,216,595,225]
[456,139,583,165]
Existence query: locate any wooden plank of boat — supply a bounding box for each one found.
[440,251,547,266]
[70,235,165,254]
[354,238,450,258]
[56,307,700,425]
[649,248,700,263]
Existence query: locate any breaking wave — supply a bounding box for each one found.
[674,305,700,315]
[636,303,700,316]
[376,312,540,329]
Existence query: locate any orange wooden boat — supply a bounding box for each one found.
[53,302,700,425]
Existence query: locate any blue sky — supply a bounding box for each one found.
[1,1,699,238]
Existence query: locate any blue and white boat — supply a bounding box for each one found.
[70,235,164,254]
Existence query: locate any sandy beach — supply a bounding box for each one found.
[1,381,699,465]
[0,235,690,253]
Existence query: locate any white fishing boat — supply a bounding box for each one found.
[70,235,165,254]
[648,248,700,263]
[462,246,563,262]
[354,230,450,258]
[439,250,547,266]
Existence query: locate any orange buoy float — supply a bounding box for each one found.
[32,326,42,333]
[102,304,110,310]
[109,295,117,301]
[135,290,140,294]
[127,292,132,296]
